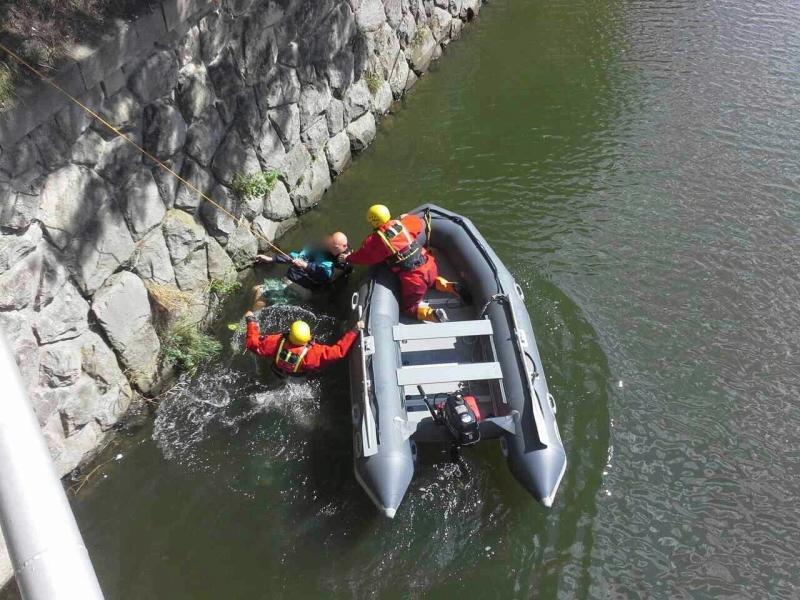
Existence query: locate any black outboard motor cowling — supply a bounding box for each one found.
[442,394,481,446]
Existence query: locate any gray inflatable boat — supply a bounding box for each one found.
[348,205,567,517]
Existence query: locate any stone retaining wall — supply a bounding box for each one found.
[0,0,482,586]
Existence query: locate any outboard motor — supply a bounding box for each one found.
[442,394,481,446]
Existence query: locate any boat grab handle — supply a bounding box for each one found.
[515,282,525,301]
[351,292,359,310]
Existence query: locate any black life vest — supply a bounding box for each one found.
[375,221,426,272]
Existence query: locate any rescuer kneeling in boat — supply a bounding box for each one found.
[341,205,465,322]
[249,232,352,309]
[243,313,363,378]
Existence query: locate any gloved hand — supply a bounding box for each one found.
[353,320,365,331]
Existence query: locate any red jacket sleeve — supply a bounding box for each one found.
[302,330,358,369]
[346,233,392,265]
[245,322,282,357]
[400,214,424,237]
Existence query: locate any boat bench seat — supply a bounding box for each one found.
[393,319,494,341]
[396,362,503,386]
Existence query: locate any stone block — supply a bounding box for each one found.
[232,89,262,144]
[0,311,40,393]
[371,80,393,116]
[262,181,295,220]
[346,111,377,151]
[121,169,167,240]
[0,248,42,310]
[257,119,287,171]
[389,55,410,99]
[0,136,40,178]
[207,236,235,281]
[224,220,258,267]
[96,133,143,185]
[143,102,188,159]
[38,165,108,250]
[152,154,184,209]
[200,183,239,244]
[206,47,244,99]
[408,26,437,74]
[132,228,177,285]
[327,97,346,135]
[325,130,352,175]
[92,89,141,137]
[185,106,226,167]
[255,65,301,112]
[301,117,331,155]
[199,11,233,63]
[0,224,41,273]
[242,15,278,85]
[162,208,206,263]
[290,153,332,212]
[212,130,260,185]
[176,24,201,66]
[176,62,214,121]
[252,215,280,251]
[356,0,387,31]
[0,186,39,231]
[71,130,107,166]
[40,342,82,388]
[78,22,139,91]
[174,159,214,212]
[343,79,372,123]
[101,68,128,98]
[55,86,104,144]
[134,7,168,50]
[162,0,216,31]
[173,246,209,292]
[280,143,312,189]
[299,80,332,132]
[268,104,301,150]
[312,2,357,63]
[128,50,180,103]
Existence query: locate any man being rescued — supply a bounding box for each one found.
[244,312,364,378]
[249,232,352,309]
[340,205,467,323]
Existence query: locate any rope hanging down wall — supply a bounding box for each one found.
[0,42,292,260]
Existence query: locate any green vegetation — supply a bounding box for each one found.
[411,29,428,47]
[231,170,279,200]
[0,63,16,110]
[208,276,241,295]
[364,72,383,96]
[161,318,222,375]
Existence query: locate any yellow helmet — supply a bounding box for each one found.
[288,321,311,345]
[366,204,391,228]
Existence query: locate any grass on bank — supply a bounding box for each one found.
[364,72,382,96]
[161,318,222,375]
[231,170,279,200]
[0,63,16,110]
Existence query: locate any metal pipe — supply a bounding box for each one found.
[0,331,105,600]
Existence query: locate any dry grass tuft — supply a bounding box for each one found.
[146,283,193,313]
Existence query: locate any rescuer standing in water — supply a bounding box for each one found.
[340,205,466,322]
[243,311,363,378]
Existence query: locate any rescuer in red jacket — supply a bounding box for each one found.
[244,311,363,378]
[341,205,465,322]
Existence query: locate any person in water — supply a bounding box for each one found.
[249,232,352,310]
[244,313,363,378]
[340,205,466,322]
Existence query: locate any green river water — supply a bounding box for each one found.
[10,0,800,597]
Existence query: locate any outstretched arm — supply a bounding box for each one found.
[346,234,390,265]
[244,313,281,357]
[305,322,364,368]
